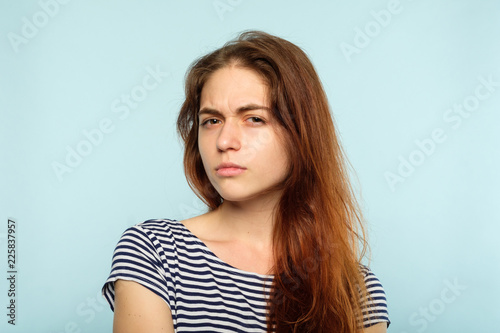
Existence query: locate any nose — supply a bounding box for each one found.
[216,120,241,152]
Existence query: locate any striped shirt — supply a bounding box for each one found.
[102,219,390,332]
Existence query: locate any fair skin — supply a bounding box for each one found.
[112,65,387,333]
[189,65,289,275]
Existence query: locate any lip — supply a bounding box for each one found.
[215,162,247,177]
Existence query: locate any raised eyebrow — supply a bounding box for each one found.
[198,104,270,117]
[237,104,271,113]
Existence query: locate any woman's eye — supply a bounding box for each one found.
[248,117,264,124]
[201,119,220,127]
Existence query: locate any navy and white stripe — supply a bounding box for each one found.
[102,219,389,332]
[359,265,390,327]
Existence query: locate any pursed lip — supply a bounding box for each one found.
[215,162,247,176]
[216,162,245,170]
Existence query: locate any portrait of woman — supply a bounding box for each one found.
[102,31,390,332]
[3,1,498,332]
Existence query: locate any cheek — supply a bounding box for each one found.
[273,135,291,177]
[263,134,289,172]
[198,138,211,170]
[275,149,290,178]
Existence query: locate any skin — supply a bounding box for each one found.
[113,280,173,333]
[186,65,289,275]
[111,65,387,333]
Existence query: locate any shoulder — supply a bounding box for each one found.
[103,219,185,312]
[179,212,217,242]
[358,264,391,328]
[114,218,199,258]
[358,264,387,299]
[133,218,179,233]
[359,264,385,291]
[123,218,187,242]
[125,218,216,258]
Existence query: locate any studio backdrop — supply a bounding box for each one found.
[1,0,499,332]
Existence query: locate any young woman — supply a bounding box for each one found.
[103,31,390,332]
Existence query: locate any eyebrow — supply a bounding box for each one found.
[198,104,271,117]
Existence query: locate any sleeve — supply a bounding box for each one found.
[101,224,173,311]
[360,266,390,328]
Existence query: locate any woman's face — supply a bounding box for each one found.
[198,65,289,204]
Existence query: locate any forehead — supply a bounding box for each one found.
[200,66,269,110]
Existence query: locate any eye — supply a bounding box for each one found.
[247,117,265,125]
[200,118,221,127]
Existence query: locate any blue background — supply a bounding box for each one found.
[1,0,499,332]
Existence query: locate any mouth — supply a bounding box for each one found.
[215,163,247,177]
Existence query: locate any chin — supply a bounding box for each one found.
[219,193,256,203]
[215,189,258,203]
[219,189,283,205]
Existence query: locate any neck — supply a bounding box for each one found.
[212,190,282,247]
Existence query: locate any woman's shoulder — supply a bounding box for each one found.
[134,218,179,232]
[358,264,391,328]
[358,264,385,290]
[359,264,378,279]
[115,218,211,262]
[120,218,197,246]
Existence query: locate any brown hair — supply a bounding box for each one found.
[177,31,368,332]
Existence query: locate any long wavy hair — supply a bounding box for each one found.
[177,31,368,332]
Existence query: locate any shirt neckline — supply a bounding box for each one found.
[172,219,275,279]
